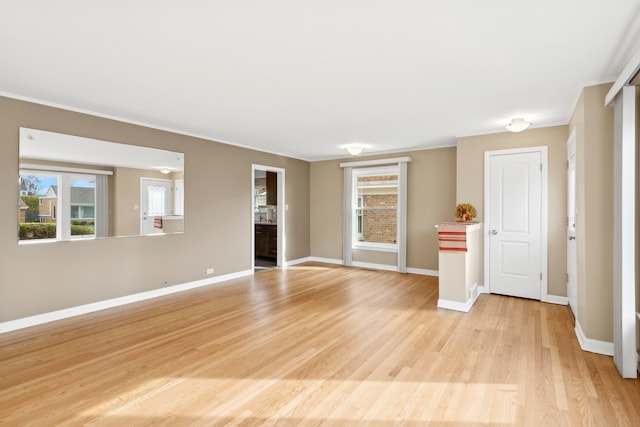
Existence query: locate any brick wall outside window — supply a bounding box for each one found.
[362,194,397,243]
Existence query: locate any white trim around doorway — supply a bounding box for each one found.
[483,146,549,302]
[252,164,286,270]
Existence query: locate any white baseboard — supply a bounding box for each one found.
[480,286,568,306]
[437,298,473,313]
[470,290,613,356]
[283,256,314,266]
[0,269,253,334]
[305,256,344,265]
[287,257,439,277]
[575,320,614,356]
[351,261,398,272]
[637,314,640,375]
[469,283,480,303]
[406,267,439,277]
[544,295,569,305]
[437,284,480,313]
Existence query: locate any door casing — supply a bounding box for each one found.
[140,177,173,236]
[567,131,578,315]
[251,164,285,269]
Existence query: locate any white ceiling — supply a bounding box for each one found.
[1,1,639,161]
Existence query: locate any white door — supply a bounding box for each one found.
[567,134,578,315]
[488,151,543,300]
[140,178,172,235]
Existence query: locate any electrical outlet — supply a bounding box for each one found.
[206,268,214,275]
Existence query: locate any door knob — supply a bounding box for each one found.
[568,236,576,240]
[491,230,498,235]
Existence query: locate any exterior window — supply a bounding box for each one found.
[352,166,399,251]
[147,185,168,216]
[19,171,97,241]
[18,174,57,240]
[69,177,95,238]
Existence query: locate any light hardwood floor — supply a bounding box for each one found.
[1,263,639,426]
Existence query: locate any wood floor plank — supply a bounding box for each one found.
[1,263,639,426]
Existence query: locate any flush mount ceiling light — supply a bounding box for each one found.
[160,168,171,174]
[505,118,531,133]
[344,145,366,156]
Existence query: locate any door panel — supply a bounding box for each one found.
[501,164,530,233]
[501,241,530,276]
[489,152,542,300]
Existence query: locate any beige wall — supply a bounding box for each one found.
[310,147,456,271]
[456,125,569,297]
[0,95,310,322]
[568,83,615,343]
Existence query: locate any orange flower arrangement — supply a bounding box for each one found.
[455,203,476,222]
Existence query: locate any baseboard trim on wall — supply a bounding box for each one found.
[406,267,439,277]
[544,295,569,305]
[283,256,314,266]
[469,283,480,303]
[575,320,614,356]
[437,284,480,313]
[351,261,398,272]
[478,286,568,307]
[287,256,343,266]
[0,269,253,334]
[637,312,640,375]
[286,257,440,277]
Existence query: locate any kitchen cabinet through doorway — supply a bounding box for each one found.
[255,224,277,258]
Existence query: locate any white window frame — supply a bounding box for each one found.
[19,169,99,242]
[351,165,399,252]
[340,156,410,273]
[356,195,363,241]
[65,174,97,240]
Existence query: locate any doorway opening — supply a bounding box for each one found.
[252,165,285,272]
[140,178,172,236]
